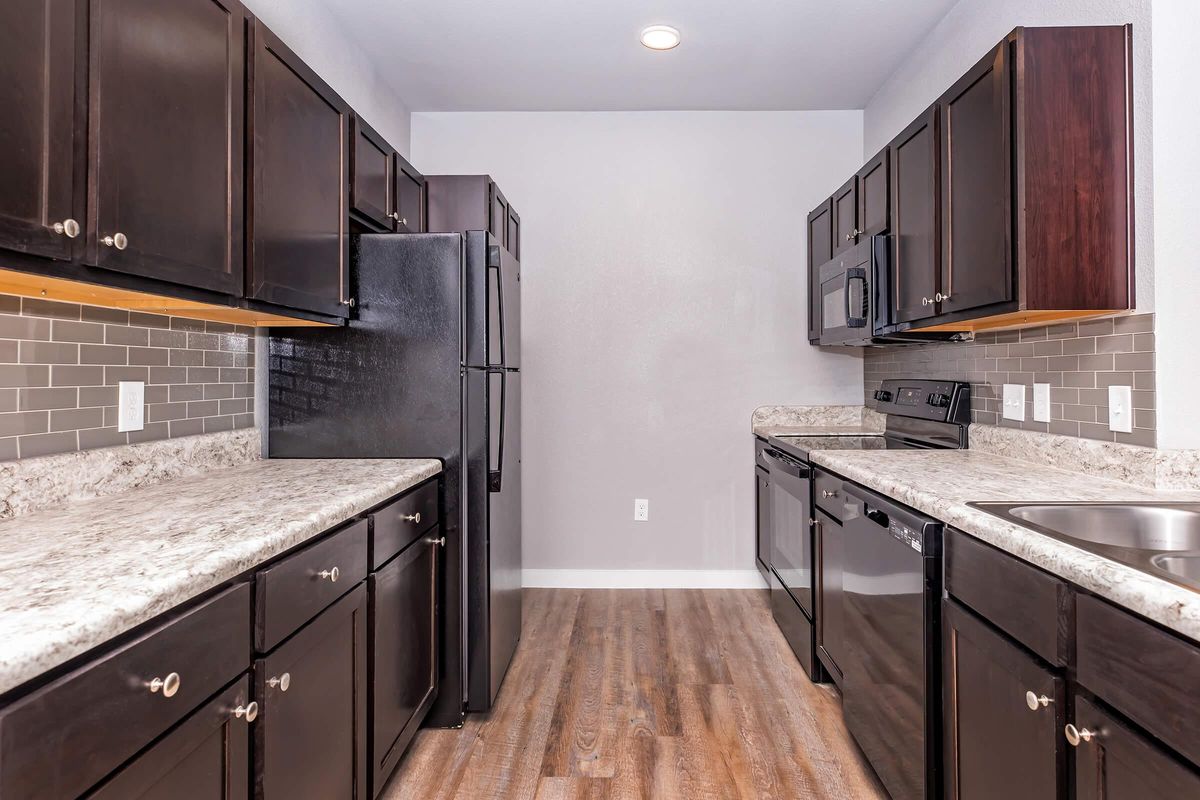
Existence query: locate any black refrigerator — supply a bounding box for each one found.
[267,230,522,724]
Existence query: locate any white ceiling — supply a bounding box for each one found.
[339,0,962,112]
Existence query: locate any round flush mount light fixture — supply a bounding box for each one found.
[640,24,681,50]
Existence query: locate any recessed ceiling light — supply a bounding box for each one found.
[640,25,681,51]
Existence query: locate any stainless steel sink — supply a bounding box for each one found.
[970,502,1200,592]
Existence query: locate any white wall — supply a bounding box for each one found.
[861,0,1154,312]
[413,112,864,582]
[242,0,411,154]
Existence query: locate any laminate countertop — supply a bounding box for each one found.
[810,448,1200,643]
[0,457,441,697]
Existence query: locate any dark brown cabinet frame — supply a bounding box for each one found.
[351,114,397,232]
[394,154,426,234]
[888,104,942,326]
[856,146,890,238]
[805,199,833,344]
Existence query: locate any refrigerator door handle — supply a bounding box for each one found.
[489,246,506,368]
[488,370,506,492]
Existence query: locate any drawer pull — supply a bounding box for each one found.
[233,701,258,722]
[821,490,838,499]
[1064,723,1097,747]
[267,672,291,692]
[52,218,80,238]
[148,672,181,698]
[428,535,446,547]
[317,567,340,583]
[1025,691,1052,710]
[401,512,422,524]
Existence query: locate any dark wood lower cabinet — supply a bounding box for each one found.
[943,599,1064,800]
[754,465,770,581]
[814,511,846,685]
[254,583,368,800]
[88,678,252,800]
[369,533,439,793]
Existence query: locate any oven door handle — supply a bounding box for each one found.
[844,266,868,329]
[761,449,808,479]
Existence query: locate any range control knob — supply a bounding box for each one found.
[927,393,951,408]
[873,390,893,403]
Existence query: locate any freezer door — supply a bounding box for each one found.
[465,231,521,370]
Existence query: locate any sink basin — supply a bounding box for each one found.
[1003,504,1200,551]
[1151,553,1200,583]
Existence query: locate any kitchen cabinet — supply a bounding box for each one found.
[351,115,395,232]
[856,147,890,238]
[246,18,351,318]
[86,0,245,295]
[889,104,941,326]
[943,599,1064,800]
[814,510,846,686]
[394,154,426,234]
[255,583,369,800]
[831,176,858,255]
[806,199,833,344]
[426,174,520,256]
[754,439,771,584]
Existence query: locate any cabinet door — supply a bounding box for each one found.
[815,513,846,683]
[939,42,1012,315]
[831,176,858,255]
[890,105,941,324]
[88,0,244,295]
[87,678,251,800]
[806,199,833,343]
[0,0,79,261]
[255,584,367,800]
[247,19,350,318]
[1072,696,1200,800]
[369,535,438,793]
[755,467,771,576]
[857,147,890,237]
[393,154,424,234]
[350,115,394,231]
[488,182,508,245]
[506,206,521,260]
[943,600,1064,800]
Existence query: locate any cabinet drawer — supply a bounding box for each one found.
[945,529,1068,666]
[1076,594,1200,769]
[371,480,439,569]
[255,519,368,652]
[814,469,845,521]
[0,583,250,800]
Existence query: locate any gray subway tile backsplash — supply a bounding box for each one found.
[0,294,255,460]
[864,313,1156,446]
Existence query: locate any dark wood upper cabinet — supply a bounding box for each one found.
[806,199,833,343]
[246,18,350,318]
[831,176,858,255]
[943,600,1064,800]
[426,174,519,256]
[889,105,941,325]
[0,0,80,262]
[350,115,394,232]
[85,0,245,296]
[393,153,425,234]
[939,41,1012,316]
[255,583,368,800]
[856,147,890,238]
[489,182,508,245]
[506,206,521,260]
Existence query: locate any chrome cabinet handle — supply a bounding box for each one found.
[935,292,952,303]
[267,672,291,692]
[52,219,80,238]
[1064,723,1096,746]
[389,212,409,225]
[148,672,181,697]
[340,298,356,307]
[1025,690,1052,710]
[921,297,931,306]
[317,567,340,582]
[821,490,838,499]
[233,701,258,722]
[401,512,422,524]
[428,535,446,547]
[101,232,128,250]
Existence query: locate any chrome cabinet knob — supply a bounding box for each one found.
[390,212,400,221]
[267,672,291,692]
[52,219,80,238]
[317,566,340,582]
[921,297,931,306]
[340,297,356,307]
[821,490,838,499]
[1064,723,1096,746]
[101,232,128,250]
[1025,690,1052,710]
[401,512,421,524]
[401,217,408,225]
[428,535,446,547]
[148,672,181,697]
[233,701,258,722]
[935,292,952,303]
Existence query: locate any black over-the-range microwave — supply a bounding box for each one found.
[813,235,967,346]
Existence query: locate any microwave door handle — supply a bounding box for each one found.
[845,266,868,328]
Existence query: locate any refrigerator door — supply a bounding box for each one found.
[465,231,521,370]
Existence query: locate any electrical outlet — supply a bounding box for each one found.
[1033,383,1051,423]
[118,381,144,432]
[1002,383,1026,422]
[634,498,649,522]
[1109,385,1133,433]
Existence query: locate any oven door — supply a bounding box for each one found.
[763,449,814,616]
[817,248,871,346]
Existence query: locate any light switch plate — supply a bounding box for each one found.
[1109,385,1133,433]
[1033,383,1051,423]
[118,381,144,432]
[1002,383,1026,422]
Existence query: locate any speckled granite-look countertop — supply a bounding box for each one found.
[0,457,441,696]
[810,449,1200,643]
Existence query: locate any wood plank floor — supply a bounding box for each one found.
[381,588,886,800]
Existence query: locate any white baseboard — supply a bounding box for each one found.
[522,569,768,589]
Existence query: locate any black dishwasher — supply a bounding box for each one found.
[840,481,942,800]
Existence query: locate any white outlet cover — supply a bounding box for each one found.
[634,498,649,522]
[1109,385,1133,433]
[1033,383,1051,423]
[118,381,144,432]
[1002,383,1026,422]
